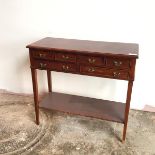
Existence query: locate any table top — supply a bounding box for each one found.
[27,37,139,58]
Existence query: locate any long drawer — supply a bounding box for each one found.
[77,55,130,69]
[80,65,129,80]
[31,59,77,72]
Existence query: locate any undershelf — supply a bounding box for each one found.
[40,92,125,124]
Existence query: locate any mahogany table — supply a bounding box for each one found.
[27,37,138,142]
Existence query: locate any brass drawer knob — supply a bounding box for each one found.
[62,55,69,59]
[88,68,95,72]
[113,72,120,77]
[39,53,46,58]
[40,63,47,69]
[113,61,122,66]
[88,58,96,63]
[62,65,69,70]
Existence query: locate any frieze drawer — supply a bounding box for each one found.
[80,65,129,80]
[55,52,76,63]
[52,62,77,73]
[77,55,105,66]
[106,58,130,69]
[32,50,54,60]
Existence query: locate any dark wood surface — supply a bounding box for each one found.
[27,37,139,58]
[29,49,136,81]
[31,68,39,125]
[40,92,125,123]
[47,70,52,92]
[123,81,133,142]
[27,37,138,142]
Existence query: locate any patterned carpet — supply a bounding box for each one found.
[0,92,155,155]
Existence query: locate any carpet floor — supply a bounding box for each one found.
[0,92,155,155]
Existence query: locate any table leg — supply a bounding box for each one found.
[47,70,52,92]
[31,68,39,125]
[122,81,133,142]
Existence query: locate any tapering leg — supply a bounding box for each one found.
[122,81,133,142]
[31,68,39,125]
[47,70,52,92]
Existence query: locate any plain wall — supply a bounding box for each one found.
[0,0,155,109]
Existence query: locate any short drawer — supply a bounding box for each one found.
[31,60,51,70]
[52,62,77,73]
[108,69,129,80]
[80,65,129,80]
[55,52,76,63]
[77,55,105,66]
[105,58,130,69]
[32,50,54,60]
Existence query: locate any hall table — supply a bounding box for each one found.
[27,37,138,142]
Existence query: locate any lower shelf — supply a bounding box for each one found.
[40,92,125,124]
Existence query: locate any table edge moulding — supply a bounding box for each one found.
[27,37,139,142]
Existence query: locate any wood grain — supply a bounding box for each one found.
[27,37,138,58]
[28,37,138,142]
[40,92,125,124]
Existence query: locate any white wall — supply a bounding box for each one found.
[0,0,155,109]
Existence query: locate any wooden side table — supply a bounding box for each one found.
[27,37,138,142]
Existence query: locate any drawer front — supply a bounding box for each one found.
[106,58,130,69]
[77,55,105,66]
[55,52,76,63]
[32,50,54,60]
[52,62,77,73]
[80,66,129,80]
[31,60,51,70]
